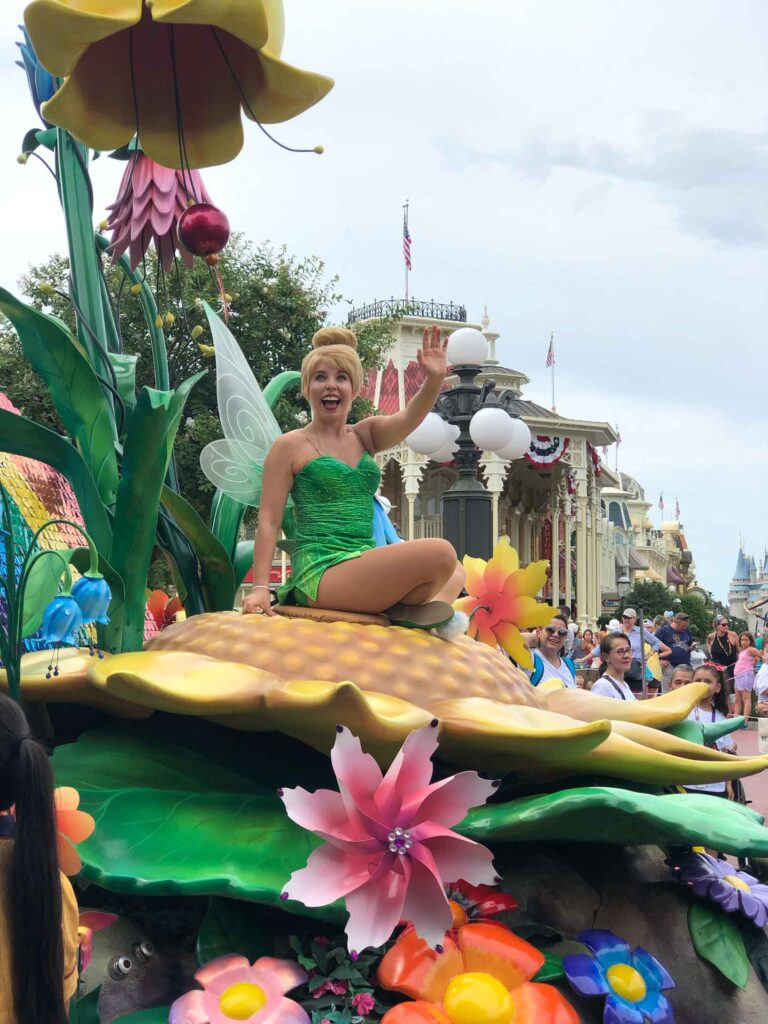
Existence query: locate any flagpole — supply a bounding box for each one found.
[403,199,410,302]
[615,426,620,473]
[551,332,556,412]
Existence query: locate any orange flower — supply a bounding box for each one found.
[378,921,578,1024]
[55,786,95,876]
[454,539,556,670]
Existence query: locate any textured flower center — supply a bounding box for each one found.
[219,982,267,1019]
[443,971,514,1024]
[387,827,413,856]
[723,873,751,892]
[606,964,647,1003]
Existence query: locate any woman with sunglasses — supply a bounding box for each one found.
[527,615,577,688]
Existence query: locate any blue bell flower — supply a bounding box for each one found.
[16,26,56,127]
[71,574,111,625]
[41,594,83,648]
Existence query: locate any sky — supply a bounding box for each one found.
[1,0,766,600]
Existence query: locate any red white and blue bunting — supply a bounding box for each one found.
[525,435,570,469]
[587,442,602,477]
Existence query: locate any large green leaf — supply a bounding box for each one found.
[110,378,202,651]
[210,490,247,563]
[160,486,235,612]
[196,898,273,965]
[263,370,301,408]
[460,786,768,858]
[688,902,749,988]
[51,717,338,918]
[109,352,139,419]
[21,548,73,637]
[0,287,119,505]
[0,409,112,556]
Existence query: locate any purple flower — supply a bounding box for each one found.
[563,929,675,1024]
[669,851,768,928]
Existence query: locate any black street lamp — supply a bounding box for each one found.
[404,327,531,561]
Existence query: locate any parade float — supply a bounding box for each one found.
[2,3,768,1022]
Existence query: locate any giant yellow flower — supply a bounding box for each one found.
[454,538,556,669]
[24,0,333,168]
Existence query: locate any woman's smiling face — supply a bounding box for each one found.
[307,360,354,422]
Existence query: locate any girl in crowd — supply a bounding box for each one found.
[0,694,79,1023]
[683,665,736,798]
[732,631,760,724]
[243,326,464,620]
[707,616,739,689]
[590,632,636,701]
[527,615,577,688]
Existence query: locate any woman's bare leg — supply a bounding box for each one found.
[313,539,458,613]
[432,562,466,604]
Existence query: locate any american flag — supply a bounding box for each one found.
[616,429,622,446]
[675,497,681,519]
[545,333,555,367]
[403,209,412,270]
[659,492,665,513]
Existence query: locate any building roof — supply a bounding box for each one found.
[733,548,750,581]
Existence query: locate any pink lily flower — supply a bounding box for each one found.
[106,152,213,273]
[280,722,498,954]
[77,911,118,974]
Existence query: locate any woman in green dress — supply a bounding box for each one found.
[243,325,464,617]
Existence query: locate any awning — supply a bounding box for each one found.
[636,568,662,582]
[667,566,685,585]
[629,549,649,570]
[615,547,629,568]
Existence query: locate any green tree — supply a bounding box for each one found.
[618,581,671,621]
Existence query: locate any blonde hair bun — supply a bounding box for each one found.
[311,326,358,351]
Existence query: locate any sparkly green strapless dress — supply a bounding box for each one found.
[277,453,381,605]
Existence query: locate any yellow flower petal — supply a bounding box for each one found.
[483,537,519,591]
[493,621,532,669]
[545,684,710,728]
[510,596,558,629]
[610,720,751,763]
[462,555,487,597]
[87,650,277,713]
[453,596,480,617]
[430,698,612,772]
[0,648,152,720]
[25,0,141,77]
[506,560,549,599]
[151,0,270,51]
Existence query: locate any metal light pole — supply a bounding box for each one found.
[437,369,496,561]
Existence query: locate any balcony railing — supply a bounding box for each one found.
[414,517,444,539]
[347,298,467,325]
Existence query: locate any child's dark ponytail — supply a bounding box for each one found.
[0,695,67,1024]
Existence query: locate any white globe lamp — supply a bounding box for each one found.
[469,407,515,452]
[496,418,532,460]
[431,438,459,463]
[446,327,487,366]
[405,412,449,456]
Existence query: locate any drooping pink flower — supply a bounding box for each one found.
[280,722,498,954]
[106,152,213,273]
[351,992,376,1016]
[169,954,309,1024]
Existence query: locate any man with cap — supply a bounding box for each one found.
[655,610,696,691]
[590,608,670,695]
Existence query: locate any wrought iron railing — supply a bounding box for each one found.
[347,298,467,325]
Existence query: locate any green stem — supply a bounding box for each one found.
[19,519,99,595]
[56,132,113,388]
[96,234,170,391]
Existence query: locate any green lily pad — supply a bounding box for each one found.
[111,1007,170,1024]
[688,902,749,989]
[461,786,768,858]
[52,717,338,919]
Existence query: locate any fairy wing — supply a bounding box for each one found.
[199,302,282,507]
